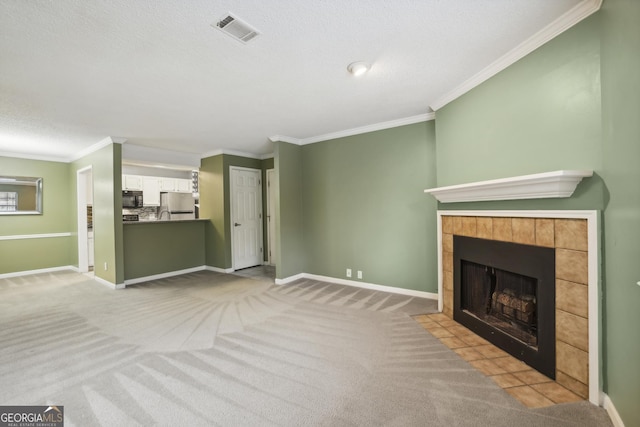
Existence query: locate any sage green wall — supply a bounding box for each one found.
[200,155,225,268]
[436,14,603,190]
[434,8,640,425]
[199,154,264,269]
[0,156,73,274]
[301,123,438,292]
[122,222,205,280]
[600,0,640,425]
[70,144,124,285]
[274,142,304,279]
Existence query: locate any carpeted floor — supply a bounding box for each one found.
[0,270,612,426]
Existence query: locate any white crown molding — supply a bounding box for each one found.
[0,150,70,163]
[429,0,602,111]
[301,113,435,145]
[424,170,593,203]
[270,113,435,146]
[1,137,126,163]
[268,135,300,144]
[123,143,200,169]
[68,136,125,162]
[200,148,266,160]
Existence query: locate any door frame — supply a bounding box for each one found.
[266,168,276,265]
[229,166,264,271]
[76,165,93,273]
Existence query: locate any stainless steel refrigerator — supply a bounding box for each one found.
[159,192,195,220]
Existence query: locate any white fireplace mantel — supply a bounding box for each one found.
[424,170,593,203]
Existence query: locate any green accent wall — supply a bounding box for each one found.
[435,14,606,216]
[436,14,603,190]
[123,221,205,280]
[200,155,225,268]
[198,155,227,268]
[0,156,73,274]
[274,142,304,279]
[301,122,438,292]
[70,144,124,285]
[600,0,640,425]
[434,8,640,425]
[199,154,265,270]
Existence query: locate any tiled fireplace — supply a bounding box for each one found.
[438,211,598,402]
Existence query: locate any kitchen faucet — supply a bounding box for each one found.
[158,209,171,220]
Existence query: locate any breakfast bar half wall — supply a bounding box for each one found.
[123,219,208,284]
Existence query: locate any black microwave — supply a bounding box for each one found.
[122,190,143,208]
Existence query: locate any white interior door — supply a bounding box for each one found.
[231,167,263,270]
[266,169,276,265]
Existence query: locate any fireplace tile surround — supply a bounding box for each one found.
[437,211,599,403]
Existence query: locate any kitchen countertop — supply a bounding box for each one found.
[123,218,209,225]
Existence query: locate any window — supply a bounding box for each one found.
[0,192,18,211]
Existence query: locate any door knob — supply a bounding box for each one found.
[234,222,241,227]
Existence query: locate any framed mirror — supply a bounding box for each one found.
[0,176,43,215]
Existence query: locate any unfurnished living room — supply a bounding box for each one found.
[0,1,638,426]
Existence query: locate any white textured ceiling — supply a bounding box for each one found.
[0,0,586,162]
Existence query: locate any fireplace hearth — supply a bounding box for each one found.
[454,236,555,378]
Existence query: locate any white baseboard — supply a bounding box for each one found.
[93,275,124,290]
[275,273,306,285]
[124,265,207,286]
[0,265,77,279]
[603,393,625,427]
[276,272,438,300]
[205,266,235,274]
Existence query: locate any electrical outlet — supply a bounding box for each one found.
[357,270,363,279]
[346,268,352,278]
[104,262,108,271]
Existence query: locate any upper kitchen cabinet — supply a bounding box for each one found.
[143,177,160,206]
[176,179,191,193]
[123,175,143,191]
[159,178,175,192]
[160,178,191,193]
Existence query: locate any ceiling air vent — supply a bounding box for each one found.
[214,13,260,43]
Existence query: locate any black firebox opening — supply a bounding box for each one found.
[454,236,556,379]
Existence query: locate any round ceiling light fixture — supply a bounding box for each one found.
[347,61,370,76]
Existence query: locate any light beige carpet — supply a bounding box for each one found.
[0,270,611,426]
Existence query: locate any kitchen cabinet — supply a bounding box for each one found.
[176,179,191,193]
[143,177,161,206]
[159,178,176,192]
[123,175,143,190]
[159,178,191,193]
[122,175,193,204]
